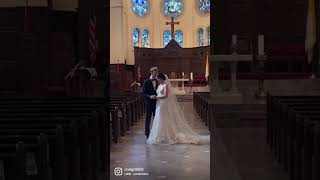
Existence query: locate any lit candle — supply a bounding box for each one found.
[232,34,237,45]
[190,72,193,80]
[182,72,184,78]
[258,35,265,55]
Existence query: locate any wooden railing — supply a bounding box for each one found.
[64,62,104,97]
[129,80,142,92]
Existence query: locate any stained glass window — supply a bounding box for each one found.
[163,0,183,17]
[133,28,140,47]
[198,28,204,46]
[174,30,183,47]
[207,26,210,45]
[163,30,172,47]
[198,0,210,14]
[142,29,149,47]
[131,0,149,17]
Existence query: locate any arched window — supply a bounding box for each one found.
[174,30,183,47]
[163,0,184,17]
[198,0,210,14]
[142,29,150,47]
[133,28,140,47]
[198,28,204,46]
[131,0,149,17]
[163,30,172,47]
[207,26,210,45]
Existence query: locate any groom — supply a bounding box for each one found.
[143,67,159,139]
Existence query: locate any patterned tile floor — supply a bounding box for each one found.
[110,101,210,180]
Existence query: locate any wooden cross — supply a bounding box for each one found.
[166,17,179,40]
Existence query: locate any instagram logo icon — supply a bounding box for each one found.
[114,167,123,176]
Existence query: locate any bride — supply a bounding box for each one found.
[146,73,210,145]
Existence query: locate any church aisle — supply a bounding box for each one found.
[110,101,210,180]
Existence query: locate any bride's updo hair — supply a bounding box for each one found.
[157,73,166,80]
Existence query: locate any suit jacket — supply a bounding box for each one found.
[143,79,158,103]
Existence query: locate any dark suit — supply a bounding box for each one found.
[143,78,158,137]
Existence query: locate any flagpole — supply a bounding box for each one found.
[89,8,98,67]
[305,0,316,65]
[137,65,141,82]
[205,51,209,84]
[24,0,30,33]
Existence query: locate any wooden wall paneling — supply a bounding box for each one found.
[314,0,320,75]
[78,0,90,61]
[0,9,18,94]
[0,9,18,31]
[135,41,209,80]
[19,33,48,95]
[49,32,74,86]
[0,32,18,93]
[96,0,109,81]
[212,0,229,54]
[0,6,104,96]
[110,64,132,91]
[24,7,49,95]
[211,0,309,74]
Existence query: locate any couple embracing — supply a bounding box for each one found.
[143,67,210,145]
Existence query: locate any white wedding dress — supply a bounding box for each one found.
[147,75,210,145]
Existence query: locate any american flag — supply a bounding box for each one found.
[24,0,30,33]
[89,9,98,66]
[137,65,142,81]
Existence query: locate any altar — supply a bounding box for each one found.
[209,53,253,103]
[208,34,266,103]
[169,78,189,94]
[134,40,209,82]
[134,15,209,86]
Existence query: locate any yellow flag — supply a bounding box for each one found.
[305,0,316,63]
[205,51,209,81]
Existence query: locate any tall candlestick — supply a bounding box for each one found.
[190,72,193,80]
[258,35,265,55]
[182,72,184,78]
[232,34,237,45]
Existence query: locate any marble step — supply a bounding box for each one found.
[214,111,267,119]
[214,118,266,128]
[211,104,267,127]
[212,104,266,111]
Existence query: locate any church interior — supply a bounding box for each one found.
[0,0,319,179]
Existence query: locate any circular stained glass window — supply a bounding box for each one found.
[198,0,210,14]
[131,0,149,17]
[163,0,183,18]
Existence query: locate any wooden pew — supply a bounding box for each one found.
[267,96,320,149]
[0,119,83,180]
[267,99,320,159]
[109,105,120,143]
[0,139,48,180]
[266,94,320,180]
[0,92,146,179]
[111,100,130,130]
[112,91,144,118]
[111,97,136,123]
[108,92,145,144]
[110,92,144,129]
[0,109,105,176]
[193,92,210,127]
[0,98,108,180]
